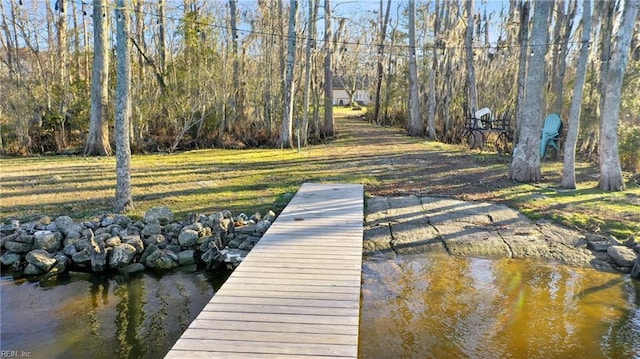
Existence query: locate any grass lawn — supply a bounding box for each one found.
[1,107,638,240]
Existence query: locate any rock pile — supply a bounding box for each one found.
[0,207,276,280]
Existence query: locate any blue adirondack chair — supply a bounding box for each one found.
[540,114,563,158]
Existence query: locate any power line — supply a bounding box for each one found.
[15,0,591,54]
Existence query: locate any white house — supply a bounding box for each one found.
[332,89,372,106]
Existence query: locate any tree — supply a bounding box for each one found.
[509,0,552,183]
[464,0,478,113]
[599,0,639,191]
[425,0,439,140]
[561,0,591,189]
[407,0,422,136]
[84,0,112,156]
[514,1,530,141]
[302,0,319,146]
[372,0,392,124]
[114,0,134,213]
[323,0,334,137]
[280,0,298,148]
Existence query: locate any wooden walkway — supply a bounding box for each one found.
[165,183,364,359]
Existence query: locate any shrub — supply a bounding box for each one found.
[619,126,640,173]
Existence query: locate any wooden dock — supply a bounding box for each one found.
[165,183,364,358]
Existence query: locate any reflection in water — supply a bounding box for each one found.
[0,269,230,359]
[360,254,640,359]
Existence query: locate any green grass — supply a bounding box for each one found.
[1,109,638,240]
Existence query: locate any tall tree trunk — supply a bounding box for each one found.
[134,0,145,79]
[515,0,530,142]
[599,0,638,191]
[323,0,334,137]
[373,0,392,124]
[465,0,478,114]
[114,0,134,213]
[426,0,439,140]
[229,0,242,126]
[302,0,318,146]
[552,0,577,116]
[81,1,89,80]
[561,0,591,189]
[84,0,112,156]
[56,0,69,150]
[158,0,167,74]
[407,0,422,136]
[509,0,552,183]
[280,0,298,148]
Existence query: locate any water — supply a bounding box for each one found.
[0,268,230,359]
[1,256,639,359]
[359,253,640,359]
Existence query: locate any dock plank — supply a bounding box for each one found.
[165,183,363,358]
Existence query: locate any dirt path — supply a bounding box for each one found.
[331,113,516,201]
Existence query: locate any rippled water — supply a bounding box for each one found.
[0,268,230,359]
[359,254,640,359]
[2,255,639,359]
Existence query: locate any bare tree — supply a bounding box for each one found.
[599,0,639,191]
[302,0,319,146]
[407,0,422,136]
[323,0,334,137]
[464,0,478,113]
[84,0,112,156]
[561,0,591,189]
[114,0,134,213]
[373,0,392,124]
[515,0,530,141]
[509,0,552,182]
[280,0,298,148]
[426,0,440,140]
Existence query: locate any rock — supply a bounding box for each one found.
[631,258,640,279]
[100,216,114,227]
[586,234,620,252]
[227,238,242,249]
[220,248,248,268]
[119,263,146,274]
[0,220,20,233]
[140,244,158,265]
[1,232,20,249]
[1,252,22,267]
[42,254,68,279]
[105,236,122,247]
[607,246,637,267]
[238,240,253,251]
[34,230,61,252]
[4,240,33,253]
[236,223,257,235]
[112,214,131,227]
[26,249,57,272]
[178,229,199,247]
[141,223,162,238]
[143,234,167,249]
[55,216,78,235]
[72,249,92,264]
[123,235,144,253]
[144,207,174,225]
[152,250,179,269]
[39,216,52,226]
[166,244,182,254]
[250,212,262,222]
[221,210,233,219]
[24,263,43,276]
[178,250,195,266]
[256,220,271,234]
[234,213,249,225]
[63,243,77,256]
[108,243,137,269]
[91,241,107,272]
[263,210,277,222]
